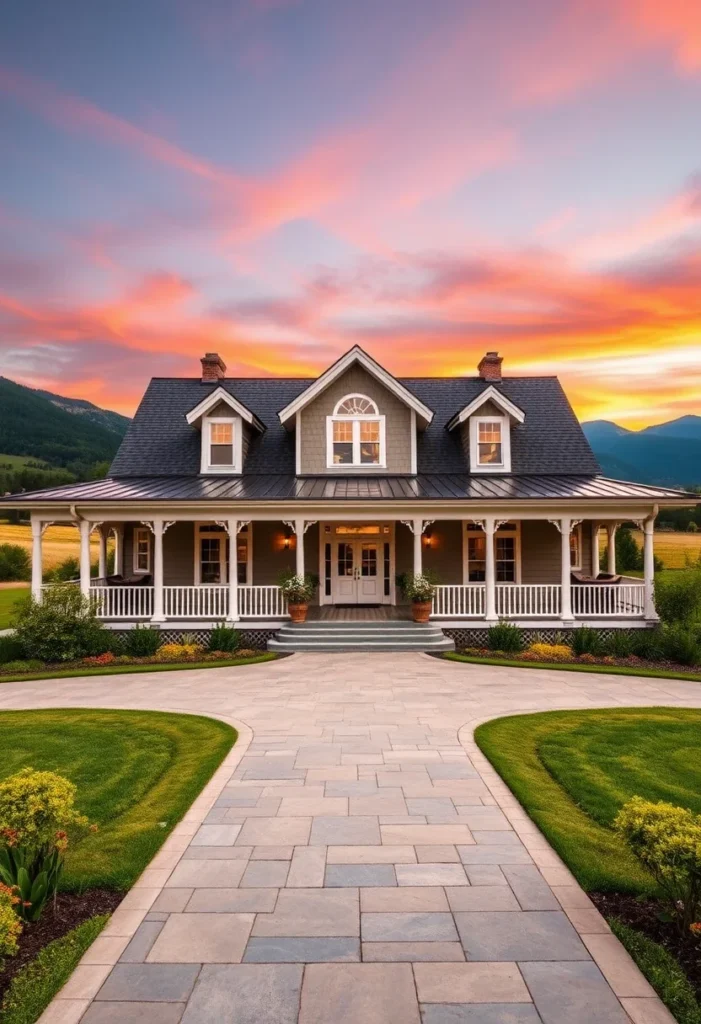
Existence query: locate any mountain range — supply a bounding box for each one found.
[0,376,130,473]
[582,415,701,489]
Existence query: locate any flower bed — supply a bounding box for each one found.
[0,648,266,678]
[454,645,701,676]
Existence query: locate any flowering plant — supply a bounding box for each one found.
[278,571,317,604]
[400,571,439,603]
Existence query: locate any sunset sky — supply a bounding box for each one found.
[1,0,700,427]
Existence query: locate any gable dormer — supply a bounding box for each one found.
[186,355,264,475]
[278,346,433,475]
[446,354,525,474]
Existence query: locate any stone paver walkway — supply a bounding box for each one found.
[2,653,698,1024]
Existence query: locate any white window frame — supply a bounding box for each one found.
[326,394,386,470]
[462,521,521,583]
[193,522,253,585]
[469,414,511,473]
[570,523,582,571]
[200,415,243,475]
[133,526,151,575]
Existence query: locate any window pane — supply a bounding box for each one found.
[333,443,354,464]
[478,421,502,465]
[201,537,221,583]
[333,421,353,442]
[496,536,516,582]
[211,422,233,444]
[361,544,377,576]
[478,442,502,464]
[570,530,580,567]
[360,421,380,442]
[135,530,150,571]
[360,442,380,464]
[210,444,234,465]
[338,396,376,414]
[237,537,248,584]
[467,535,486,582]
[337,542,353,576]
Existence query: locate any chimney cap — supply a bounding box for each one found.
[477,351,503,381]
[201,352,226,382]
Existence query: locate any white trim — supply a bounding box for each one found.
[295,410,301,475]
[447,385,525,430]
[133,525,151,574]
[185,386,260,428]
[200,416,242,475]
[332,393,379,416]
[278,345,434,427]
[463,520,521,584]
[325,408,387,469]
[469,415,512,473]
[410,409,417,475]
[570,522,583,571]
[194,521,253,586]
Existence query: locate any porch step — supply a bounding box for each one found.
[268,620,454,653]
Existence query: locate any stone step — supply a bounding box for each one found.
[268,637,454,653]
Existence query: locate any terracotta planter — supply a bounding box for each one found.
[288,602,308,623]
[411,599,432,623]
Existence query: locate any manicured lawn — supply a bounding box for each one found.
[475,707,701,895]
[0,651,277,684]
[0,587,27,629]
[0,709,236,890]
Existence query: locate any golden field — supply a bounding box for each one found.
[631,529,701,569]
[0,521,111,570]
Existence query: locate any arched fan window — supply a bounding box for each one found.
[327,394,385,467]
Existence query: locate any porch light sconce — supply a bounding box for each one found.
[423,530,433,548]
[283,529,292,549]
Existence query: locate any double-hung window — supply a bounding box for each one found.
[327,395,385,468]
[469,414,511,472]
[464,522,519,583]
[200,416,241,473]
[133,526,151,574]
[195,523,251,585]
[570,524,582,570]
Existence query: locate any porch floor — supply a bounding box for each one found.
[308,604,412,621]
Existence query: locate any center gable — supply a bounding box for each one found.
[298,363,415,474]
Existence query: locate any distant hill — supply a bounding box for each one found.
[582,415,701,488]
[0,377,130,474]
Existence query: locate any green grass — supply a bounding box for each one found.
[610,920,701,1024]
[0,454,50,470]
[0,915,108,1024]
[443,651,701,683]
[0,709,236,890]
[0,651,277,684]
[475,708,701,895]
[0,589,27,630]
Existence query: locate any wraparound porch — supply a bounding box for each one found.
[31,511,657,627]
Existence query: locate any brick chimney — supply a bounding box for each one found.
[477,351,502,381]
[201,352,226,382]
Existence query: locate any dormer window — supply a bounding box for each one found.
[327,394,386,468]
[469,414,511,473]
[200,416,242,473]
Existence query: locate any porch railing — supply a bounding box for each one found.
[572,583,645,617]
[432,585,485,618]
[239,585,289,619]
[64,584,289,620]
[163,586,228,619]
[496,584,561,617]
[89,585,154,620]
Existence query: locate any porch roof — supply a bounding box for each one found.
[2,472,696,506]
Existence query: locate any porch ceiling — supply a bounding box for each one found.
[2,472,696,506]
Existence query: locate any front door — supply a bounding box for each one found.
[334,540,381,604]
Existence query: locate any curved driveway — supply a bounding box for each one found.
[3,653,698,1024]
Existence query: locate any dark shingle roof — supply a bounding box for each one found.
[109,375,600,477]
[2,473,695,505]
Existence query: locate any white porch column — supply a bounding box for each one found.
[295,517,305,577]
[113,526,124,576]
[412,517,423,576]
[151,520,165,622]
[643,517,657,620]
[560,517,573,622]
[79,519,91,599]
[97,527,108,579]
[590,522,600,579]
[228,518,239,623]
[484,517,497,622]
[606,524,618,574]
[30,517,43,602]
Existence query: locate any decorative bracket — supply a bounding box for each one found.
[421,520,435,534]
[282,520,297,535]
[467,519,486,532]
[163,521,175,534]
[495,519,511,531]
[399,520,415,533]
[40,521,54,536]
[140,520,155,534]
[548,518,582,534]
[303,520,318,534]
[89,522,104,535]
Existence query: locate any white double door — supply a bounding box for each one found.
[333,539,381,604]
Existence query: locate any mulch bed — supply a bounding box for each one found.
[451,650,701,675]
[590,891,701,1002]
[0,888,122,1004]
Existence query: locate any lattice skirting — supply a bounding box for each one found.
[110,628,277,651]
[443,626,649,648]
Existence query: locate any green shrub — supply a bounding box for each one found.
[570,627,603,657]
[629,629,663,661]
[0,883,21,964]
[398,571,439,603]
[614,796,701,933]
[606,630,635,659]
[122,625,162,657]
[12,586,110,663]
[42,556,79,585]
[0,768,94,922]
[655,567,701,625]
[0,544,31,583]
[0,635,24,665]
[208,624,241,653]
[487,621,523,653]
[659,624,701,666]
[0,660,46,674]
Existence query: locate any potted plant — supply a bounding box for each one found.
[278,571,317,623]
[400,571,439,623]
